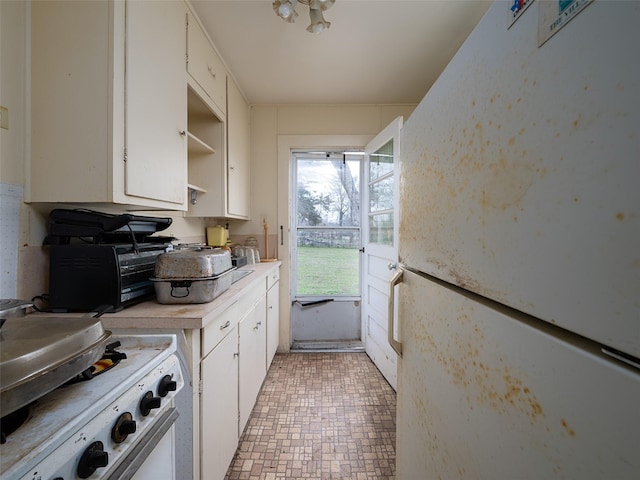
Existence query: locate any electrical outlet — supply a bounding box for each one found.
[0,106,8,130]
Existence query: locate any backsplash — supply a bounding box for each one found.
[14,206,278,304]
[1,183,21,298]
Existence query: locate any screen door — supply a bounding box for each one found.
[291,151,363,349]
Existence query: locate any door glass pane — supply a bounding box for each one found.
[367,137,394,246]
[369,212,393,245]
[295,154,362,297]
[369,176,393,212]
[369,139,394,180]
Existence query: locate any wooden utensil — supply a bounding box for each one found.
[262,223,277,262]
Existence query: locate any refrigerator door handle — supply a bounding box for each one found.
[388,267,404,356]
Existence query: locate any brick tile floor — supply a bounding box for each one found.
[225,353,396,480]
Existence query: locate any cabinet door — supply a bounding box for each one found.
[187,12,227,115]
[266,281,280,368]
[125,0,187,206]
[201,325,239,480]
[30,0,111,203]
[226,77,251,219]
[238,296,267,433]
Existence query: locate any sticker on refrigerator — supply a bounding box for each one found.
[508,0,534,28]
[538,0,594,46]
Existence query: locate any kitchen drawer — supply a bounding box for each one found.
[202,281,265,356]
[267,269,280,290]
[203,304,238,357]
[187,12,226,116]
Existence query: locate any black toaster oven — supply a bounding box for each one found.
[48,243,166,312]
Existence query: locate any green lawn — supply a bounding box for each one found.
[296,246,360,296]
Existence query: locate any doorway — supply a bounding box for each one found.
[291,150,364,351]
[362,117,402,390]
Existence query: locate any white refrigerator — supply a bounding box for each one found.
[392,1,640,478]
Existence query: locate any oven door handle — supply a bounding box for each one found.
[106,407,179,480]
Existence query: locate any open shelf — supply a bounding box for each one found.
[186,84,225,216]
[188,132,216,155]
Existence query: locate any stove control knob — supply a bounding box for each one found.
[77,441,109,478]
[139,391,161,416]
[158,374,177,397]
[111,412,137,443]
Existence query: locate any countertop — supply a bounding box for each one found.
[97,262,281,331]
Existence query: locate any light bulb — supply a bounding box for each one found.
[278,3,292,18]
[307,7,330,34]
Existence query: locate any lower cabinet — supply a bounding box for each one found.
[200,322,238,480]
[238,295,267,433]
[266,274,280,368]
[196,265,280,478]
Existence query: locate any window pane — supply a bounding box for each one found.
[369,176,393,212]
[369,139,393,180]
[369,212,393,245]
[297,158,360,227]
[296,228,360,296]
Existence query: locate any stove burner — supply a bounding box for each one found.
[64,341,127,385]
[0,403,34,444]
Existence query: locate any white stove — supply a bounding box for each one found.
[0,334,185,480]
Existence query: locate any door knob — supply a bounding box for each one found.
[388,262,397,270]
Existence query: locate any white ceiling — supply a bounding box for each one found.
[190,0,492,105]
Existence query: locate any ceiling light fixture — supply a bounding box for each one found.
[273,0,335,34]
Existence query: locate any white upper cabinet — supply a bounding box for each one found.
[186,11,227,118]
[28,0,188,210]
[185,7,251,219]
[124,1,188,205]
[226,77,251,219]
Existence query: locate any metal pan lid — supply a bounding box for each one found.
[0,316,111,393]
[0,299,33,319]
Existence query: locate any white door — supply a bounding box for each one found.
[291,151,363,348]
[125,0,187,205]
[362,117,402,390]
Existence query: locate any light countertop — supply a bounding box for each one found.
[97,262,280,331]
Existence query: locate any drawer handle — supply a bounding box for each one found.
[207,65,216,79]
[220,320,231,330]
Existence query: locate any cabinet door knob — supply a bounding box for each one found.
[179,130,186,137]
